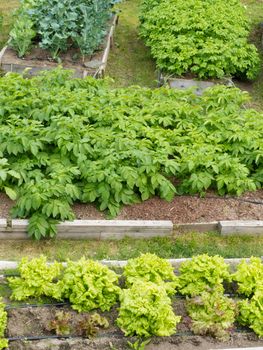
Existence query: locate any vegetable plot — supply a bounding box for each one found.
[139,0,260,79]
[4,253,263,343]
[8,0,112,61]
[1,69,263,238]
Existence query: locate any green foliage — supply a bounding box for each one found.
[123,253,178,295]
[47,311,71,336]
[8,256,62,300]
[1,69,263,237]
[238,286,263,337]
[8,14,36,57]
[57,258,120,312]
[0,299,8,350]
[127,339,151,350]
[77,313,109,338]
[187,289,236,340]
[10,0,112,60]
[232,257,263,297]
[178,254,231,296]
[140,0,260,79]
[117,281,181,337]
[0,13,3,32]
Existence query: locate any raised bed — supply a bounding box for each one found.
[0,15,118,79]
[0,256,262,350]
[4,303,262,350]
[0,218,263,239]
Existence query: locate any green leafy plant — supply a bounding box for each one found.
[178,254,231,296]
[232,257,263,297]
[57,258,120,312]
[47,311,71,335]
[10,0,112,60]
[0,13,3,32]
[0,299,8,350]
[1,69,263,238]
[8,14,36,57]
[117,281,181,337]
[123,253,178,295]
[238,286,263,337]
[139,0,260,79]
[127,339,151,350]
[77,313,109,338]
[8,255,62,300]
[186,289,236,340]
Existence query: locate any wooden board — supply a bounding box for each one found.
[219,220,263,235]
[174,221,218,233]
[0,257,257,271]
[0,219,173,240]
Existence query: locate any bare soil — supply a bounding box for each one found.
[6,303,263,350]
[2,45,104,70]
[1,190,263,224]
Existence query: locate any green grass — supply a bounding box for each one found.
[106,0,157,87]
[0,0,18,49]
[0,232,262,261]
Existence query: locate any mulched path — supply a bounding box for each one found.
[1,190,263,223]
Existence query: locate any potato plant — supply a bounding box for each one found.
[139,0,260,79]
[1,69,263,238]
[0,299,8,350]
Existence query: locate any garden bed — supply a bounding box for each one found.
[1,190,263,225]
[4,303,263,350]
[0,15,118,78]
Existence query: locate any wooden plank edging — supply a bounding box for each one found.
[0,257,261,271]
[0,219,173,240]
[220,220,263,235]
[1,219,263,239]
[0,46,7,65]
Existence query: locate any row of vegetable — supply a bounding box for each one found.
[8,0,113,60]
[0,253,262,348]
[139,0,260,79]
[1,69,263,238]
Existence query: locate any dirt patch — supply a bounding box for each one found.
[5,303,263,349]
[7,305,120,338]
[2,44,104,70]
[1,190,263,224]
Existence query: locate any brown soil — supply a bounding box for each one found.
[1,190,263,223]
[2,44,104,70]
[6,303,263,350]
[1,16,116,72]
